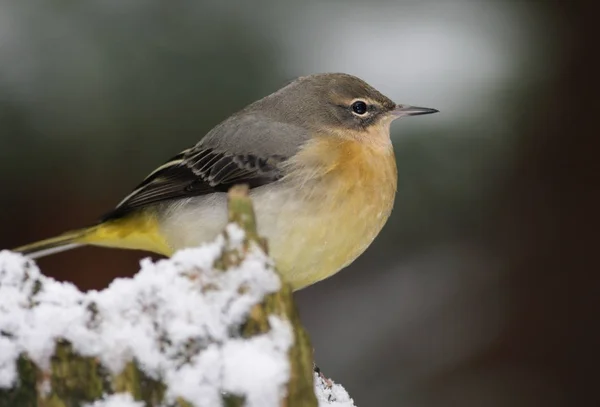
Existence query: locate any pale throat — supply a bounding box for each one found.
[327,117,395,152]
[357,118,395,150]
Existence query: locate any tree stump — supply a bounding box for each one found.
[0,185,328,407]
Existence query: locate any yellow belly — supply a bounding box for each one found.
[256,137,397,289]
[264,189,395,290]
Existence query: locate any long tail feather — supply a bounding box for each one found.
[12,228,92,259]
[12,213,172,259]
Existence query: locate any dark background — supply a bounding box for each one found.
[1,1,597,406]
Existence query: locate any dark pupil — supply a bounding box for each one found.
[352,101,368,115]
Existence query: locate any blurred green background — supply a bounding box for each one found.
[1,1,597,406]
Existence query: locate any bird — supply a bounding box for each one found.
[13,73,438,290]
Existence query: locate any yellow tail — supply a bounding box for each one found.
[13,228,90,259]
[13,214,173,259]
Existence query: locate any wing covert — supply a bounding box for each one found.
[100,147,285,221]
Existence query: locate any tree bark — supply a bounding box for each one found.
[0,185,318,407]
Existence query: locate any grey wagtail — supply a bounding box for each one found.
[13,73,438,290]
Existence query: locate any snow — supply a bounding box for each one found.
[0,222,357,406]
[84,393,144,407]
[0,224,286,407]
[0,335,17,388]
[314,372,356,407]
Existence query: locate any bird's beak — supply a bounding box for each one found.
[392,104,439,118]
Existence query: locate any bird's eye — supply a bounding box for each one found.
[351,100,368,115]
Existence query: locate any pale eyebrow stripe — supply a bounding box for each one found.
[333,97,381,107]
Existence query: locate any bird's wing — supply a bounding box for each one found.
[100,116,309,221]
[100,148,286,221]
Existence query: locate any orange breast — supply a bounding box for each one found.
[265,136,398,289]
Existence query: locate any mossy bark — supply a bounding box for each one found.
[0,185,317,407]
[231,185,317,407]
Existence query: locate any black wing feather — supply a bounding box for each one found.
[100,148,285,221]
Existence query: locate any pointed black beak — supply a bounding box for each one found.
[392,104,439,118]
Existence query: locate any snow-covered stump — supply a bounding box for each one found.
[0,186,355,407]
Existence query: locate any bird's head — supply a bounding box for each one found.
[254,73,438,147]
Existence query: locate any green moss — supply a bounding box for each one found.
[265,286,317,407]
[47,341,107,406]
[223,394,246,407]
[0,355,38,407]
[173,397,193,407]
[113,361,166,406]
[284,299,318,407]
[241,279,317,407]
[227,185,263,247]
